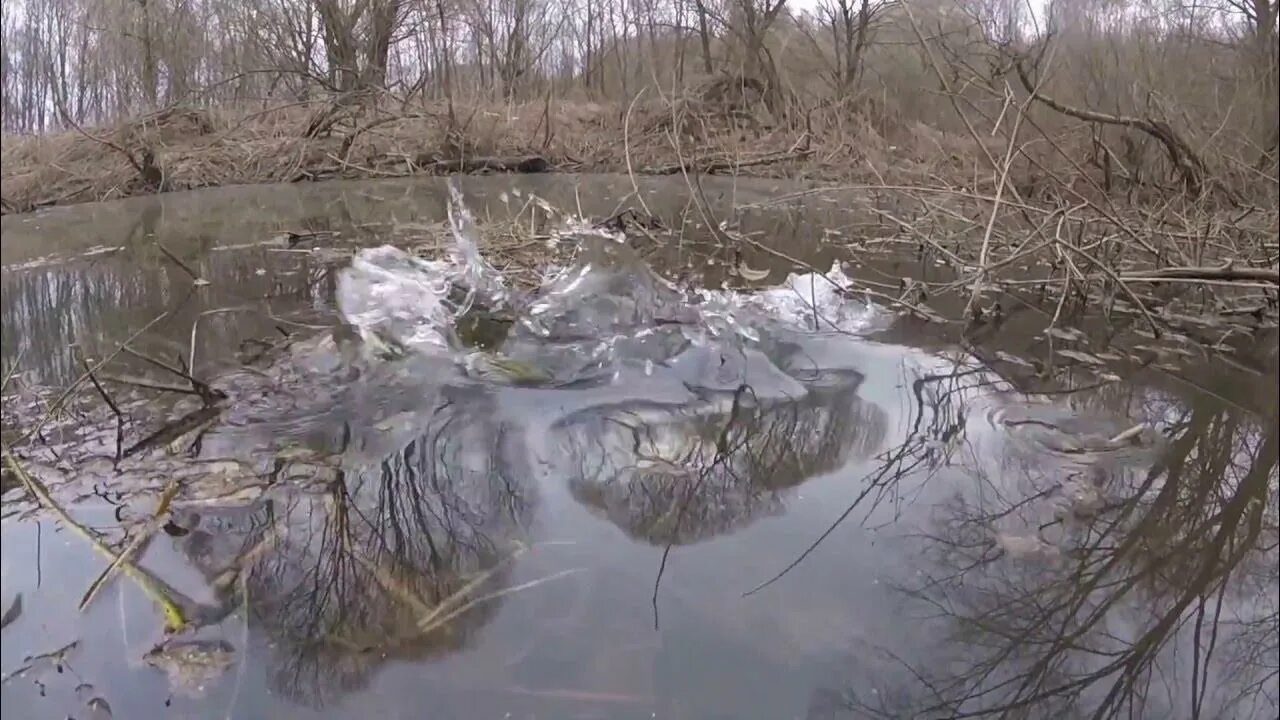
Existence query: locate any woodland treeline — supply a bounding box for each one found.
[1,0,1276,217]
[2,0,1273,141]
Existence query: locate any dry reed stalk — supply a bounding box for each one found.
[4,450,190,633]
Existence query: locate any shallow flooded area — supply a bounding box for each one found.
[2,175,1276,720]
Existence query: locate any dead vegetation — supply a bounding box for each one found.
[2,83,1277,351]
[0,86,821,213]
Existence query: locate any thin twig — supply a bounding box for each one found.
[623,88,654,218]
[76,353,125,464]
[121,345,223,405]
[99,374,205,396]
[156,242,210,286]
[1,348,26,394]
[17,308,176,448]
[188,306,256,377]
[964,69,1049,320]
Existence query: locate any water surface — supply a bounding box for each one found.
[2,176,1276,720]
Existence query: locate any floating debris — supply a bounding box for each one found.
[143,640,236,698]
[0,593,21,630]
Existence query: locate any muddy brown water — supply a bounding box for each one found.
[1,175,1276,720]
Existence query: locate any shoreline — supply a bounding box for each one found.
[2,100,844,215]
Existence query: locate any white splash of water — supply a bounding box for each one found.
[446,180,509,313]
[335,246,455,354]
[701,262,881,335]
[338,189,884,369]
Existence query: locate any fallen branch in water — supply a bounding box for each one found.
[100,373,207,396]
[78,479,182,612]
[156,242,210,286]
[17,308,177,448]
[123,404,222,458]
[1119,264,1279,284]
[416,155,552,174]
[188,306,258,378]
[0,595,21,630]
[76,354,125,464]
[121,346,224,405]
[642,148,812,176]
[3,450,190,633]
[0,641,78,685]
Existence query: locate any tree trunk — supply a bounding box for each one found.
[361,1,400,89]
[435,0,455,121]
[848,0,870,88]
[695,0,714,75]
[138,0,158,107]
[1251,0,1278,145]
[316,0,363,92]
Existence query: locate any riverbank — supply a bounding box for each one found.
[2,96,1032,214]
[4,98,1276,357]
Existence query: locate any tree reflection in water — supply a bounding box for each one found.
[549,369,888,546]
[175,384,532,707]
[810,359,1278,720]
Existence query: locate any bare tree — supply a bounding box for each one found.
[0,0,1276,207]
[817,0,885,93]
[311,0,408,91]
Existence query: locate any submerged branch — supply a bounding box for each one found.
[77,480,182,613]
[3,450,191,633]
[1120,265,1279,284]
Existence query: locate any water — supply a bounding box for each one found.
[2,176,1276,720]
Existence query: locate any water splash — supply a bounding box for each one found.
[518,229,693,340]
[700,262,879,335]
[334,246,455,356]
[336,189,883,383]
[446,180,509,314]
[336,181,515,357]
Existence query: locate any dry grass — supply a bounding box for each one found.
[0,92,1033,214]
